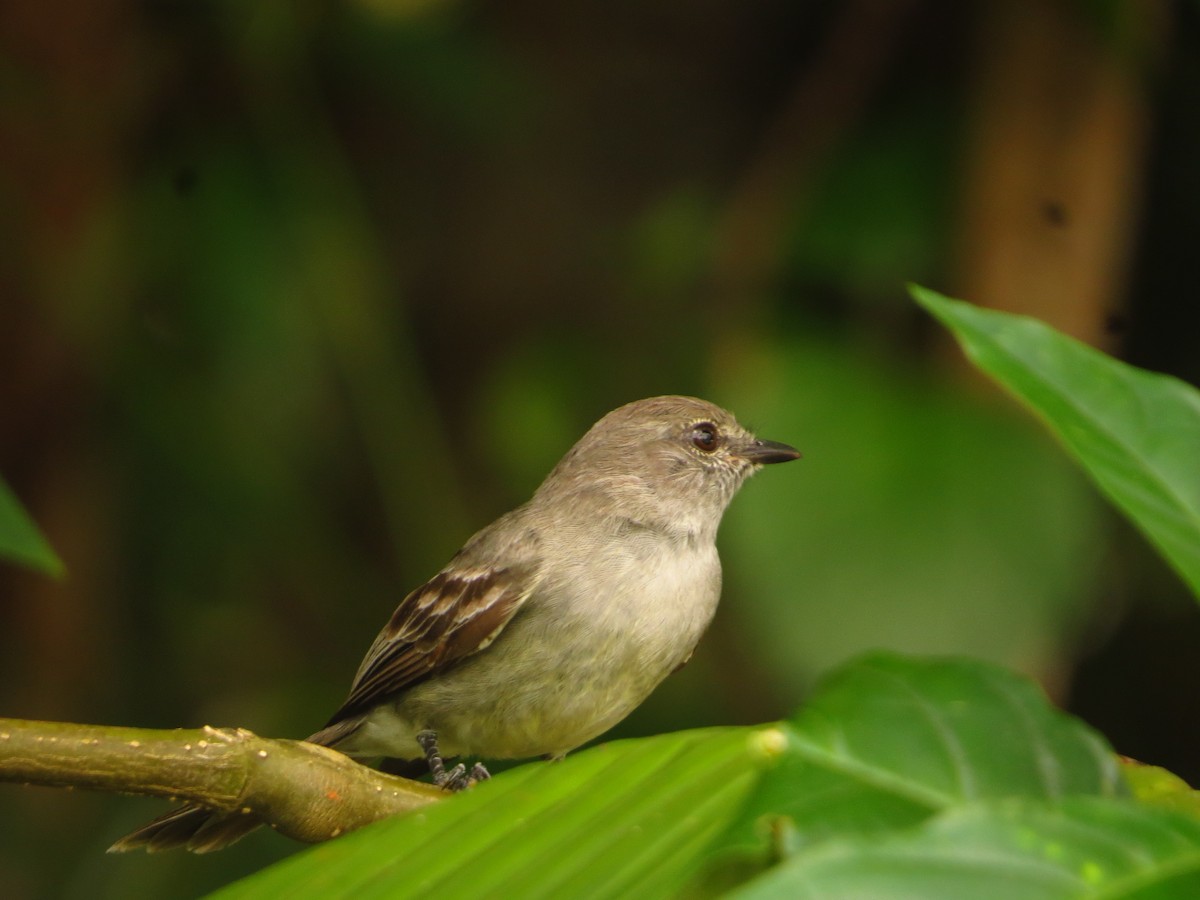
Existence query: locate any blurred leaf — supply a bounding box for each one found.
[731,797,1200,899]
[720,332,1101,695]
[714,654,1122,865]
[211,727,765,900]
[472,338,599,504]
[785,98,956,297]
[1122,758,1200,817]
[913,286,1200,601]
[0,476,63,577]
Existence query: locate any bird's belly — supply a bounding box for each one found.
[379,543,722,760]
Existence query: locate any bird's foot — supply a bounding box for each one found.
[415,730,491,792]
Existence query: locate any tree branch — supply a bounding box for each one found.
[0,718,442,844]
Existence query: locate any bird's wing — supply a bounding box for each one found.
[321,563,538,728]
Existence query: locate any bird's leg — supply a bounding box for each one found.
[415,730,490,791]
[415,730,458,786]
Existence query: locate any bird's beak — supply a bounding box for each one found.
[736,438,802,465]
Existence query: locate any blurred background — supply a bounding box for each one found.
[1,0,1198,895]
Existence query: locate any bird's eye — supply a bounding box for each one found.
[691,422,719,452]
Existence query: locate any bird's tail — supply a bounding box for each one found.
[107,804,262,854]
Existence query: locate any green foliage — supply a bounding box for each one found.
[1123,761,1200,818]
[0,476,62,577]
[913,286,1200,601]
[211,726,763,900]
[210,654,1198,899]
[719,655,1122,858]
[732,798,1200,899]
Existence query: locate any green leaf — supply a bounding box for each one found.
[731,797,1200,899]
[0,476,63,577]
[718,654,1122,861]
[1123,759,1200,818]
[218,655,1126,899]
[912,285,1200,600]
[209,727,767,900]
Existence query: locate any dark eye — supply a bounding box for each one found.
[691,422,719,452]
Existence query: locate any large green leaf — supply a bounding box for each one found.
[732,797,1200,899]
[0,476,63,577]
[210,727,765,900]
[214,655,1130,899]
[912,286,1200,600]
[715,654,1122,863]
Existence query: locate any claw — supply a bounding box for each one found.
[415,730,490,792]
[441,762,469,791]
[469,762,491,783]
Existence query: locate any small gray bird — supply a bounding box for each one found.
[111,395,799,852]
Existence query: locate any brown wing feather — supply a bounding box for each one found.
[321,565,534,728]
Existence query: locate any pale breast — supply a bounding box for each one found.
[386,530,724,760]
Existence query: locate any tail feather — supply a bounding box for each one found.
[108,805,261,854]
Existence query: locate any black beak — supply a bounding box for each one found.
[737,438,802,465]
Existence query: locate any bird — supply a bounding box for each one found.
[109,395,800,852]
